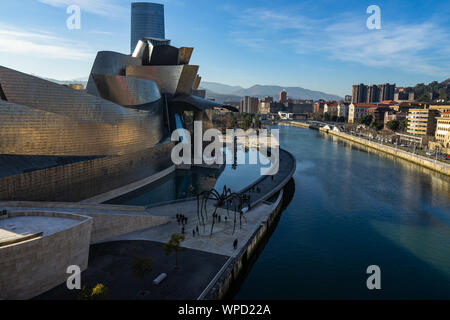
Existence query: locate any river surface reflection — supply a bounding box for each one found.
[235,125,450,299]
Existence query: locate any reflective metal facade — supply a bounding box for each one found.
[193,75,202,90]
[131,2,165,53]
[0,66,164,156]
[92,74,161,107]
[0,1,238,202]
[126,65,199,96]
[86,51,142,96]
[171,95,238,112]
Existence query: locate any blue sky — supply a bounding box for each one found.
[0,0,449,96]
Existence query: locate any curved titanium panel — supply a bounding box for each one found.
[0,67,165,156]
[132,40,147,59]
[148,45,179,65]
[0,66,137,124]
[178,47,194,65]
[171,95,239,112]
[0,100,164,156]
[92,74,161,107]
[86,51,142,96]
[193,75,201,90]
[126,65,199,96]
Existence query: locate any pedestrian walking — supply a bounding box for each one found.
[233,239,238,250]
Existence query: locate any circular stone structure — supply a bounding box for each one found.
[0,211,92,300]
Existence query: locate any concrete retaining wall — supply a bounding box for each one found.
[205,190,285,300]
[286,121,450,176]
[0,211,92,300]
[327,131,450,176]
[86,212,171,243]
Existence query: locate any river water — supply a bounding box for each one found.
[235,124,450,299]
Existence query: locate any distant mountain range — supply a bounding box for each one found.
[200,81,343,103]
[38,76,342,103]
[36,75,88,87]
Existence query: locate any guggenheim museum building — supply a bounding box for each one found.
[0,2,236,203]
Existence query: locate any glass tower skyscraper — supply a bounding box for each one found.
[131,2,165,53]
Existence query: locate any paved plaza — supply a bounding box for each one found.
[36,240,228,300]
[108,199,279,257]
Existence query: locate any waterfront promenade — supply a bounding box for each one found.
[0,148,295,300]
[285,121,450,176]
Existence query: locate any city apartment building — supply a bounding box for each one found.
[406,108,439,136]
[429,104,450,113]
[240,96,259,114]
[367,85,380,103]
[366,105,392,123]
[337,103,350,118]
[348,103,376,123]
[389,102,422,113]
[258,101,271,114]
[394,91,415,103]
[323,103,339,115]
[352,83,396,103]
[313,101,325,113]
[280,90,288,103]
[289,103,313,114]
[435,112,450,143]
[352,84,367,103]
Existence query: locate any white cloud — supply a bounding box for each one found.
[322,21,450,76]
[233,8,450,77]
[37,0,127,17]
[237,8,316,31]
[0,23,95,61]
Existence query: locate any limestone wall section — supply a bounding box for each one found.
[86,212,170,243]
[0,211,92,300]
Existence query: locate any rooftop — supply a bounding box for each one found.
[0,214,82,247]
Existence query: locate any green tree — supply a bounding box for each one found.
[417,93,430,102]
[239,114,253,130]
[131,256,152,297]
[359,115,373,126]
[438,88,448,101]
[78,283,109,300]
[163,234,185,269]
[370,121,384,131]
[131,256,152,280]
[386,120,400,131]
[400,118,408,131]
[323,112,331,121]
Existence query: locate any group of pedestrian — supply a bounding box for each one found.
[176,213,189,235]
[176,213,188,225]
[213,213,222,223]
[192,225,200,237]
[243,194,252,210]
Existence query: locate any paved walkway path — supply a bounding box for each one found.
[236,149,296,208]
[107,199,280,257]
[1,148,296,300]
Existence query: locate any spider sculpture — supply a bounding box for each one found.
[196,185,246,236]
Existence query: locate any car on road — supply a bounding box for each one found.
[426,151,434,156]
